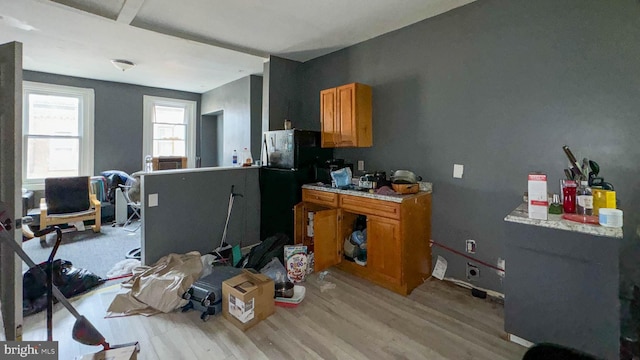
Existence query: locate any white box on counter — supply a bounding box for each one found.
[528,173,548,220]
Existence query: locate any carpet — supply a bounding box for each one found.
[22,222,141,279]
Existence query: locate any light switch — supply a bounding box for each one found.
[148,193,158,207]
[357,160,365,171]
[453,164,464,178]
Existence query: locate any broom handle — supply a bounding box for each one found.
[0,223,82,319]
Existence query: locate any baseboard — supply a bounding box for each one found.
[443,277,505,300]
[508,333,534,348]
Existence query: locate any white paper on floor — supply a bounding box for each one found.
[432,255,448,280]
[107,258,141,278]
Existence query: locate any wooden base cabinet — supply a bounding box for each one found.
[295,189,432,295]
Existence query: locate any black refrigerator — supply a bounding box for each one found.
[260,130,333,241]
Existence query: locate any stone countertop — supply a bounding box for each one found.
[302,181,432,203]
[504,203,623,239]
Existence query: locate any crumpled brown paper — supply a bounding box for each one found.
[106,251,203,317]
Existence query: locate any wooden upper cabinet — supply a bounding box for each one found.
[320,88,338,148]
[320,83,372,148]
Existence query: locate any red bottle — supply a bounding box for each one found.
[563,183,577,214]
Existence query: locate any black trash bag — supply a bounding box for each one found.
[56,262,104,298]
[22,259,71,300]
[22,259,104,316]
[236,233,291,271]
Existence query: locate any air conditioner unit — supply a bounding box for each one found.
[115,188,128,225]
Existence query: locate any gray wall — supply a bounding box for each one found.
[200,113,220,167]
[265,56,303,131]
[140,167,260,265]
[295,0,640,297]
[201,75,263,166]
[23,71,201,175]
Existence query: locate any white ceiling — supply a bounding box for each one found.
[0,0,474,93]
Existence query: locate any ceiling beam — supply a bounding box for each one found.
[117,0,145,25]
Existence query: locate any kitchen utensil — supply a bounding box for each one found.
[589,160,600,176]
[581,158,589,181]
[392,183,419,194]
[564,169,573,180]
[562,145,584,179]
[562,213,600,225]
[390,170,421,184]
[275,281,295,298]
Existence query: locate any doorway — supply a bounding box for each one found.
[200,111,224,167]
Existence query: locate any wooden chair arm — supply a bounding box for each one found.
[90,194,100,209]
[40,198,47,213]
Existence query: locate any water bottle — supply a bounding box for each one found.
[232,150,238,166]
[144,155,153,172]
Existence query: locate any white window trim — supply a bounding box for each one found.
[22,81,94,191]
[142,95,196,169]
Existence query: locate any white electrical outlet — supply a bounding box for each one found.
[466,239,476,254]
[497,258,505,277]
[453,164,464,178]
[357,160,365,171]
[148,193,158,207]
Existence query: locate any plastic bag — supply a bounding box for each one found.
[260,257,287,282]
[23,259,104,316]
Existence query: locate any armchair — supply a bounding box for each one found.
[39,176,101,242]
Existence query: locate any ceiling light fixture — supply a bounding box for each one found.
[111,59,135,72]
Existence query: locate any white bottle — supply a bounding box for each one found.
[232,150,238,166]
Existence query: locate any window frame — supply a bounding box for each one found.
[22,81,94,190]
[142,95,196,169]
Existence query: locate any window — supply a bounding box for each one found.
[143,96,196,168]
[22,82,94,190]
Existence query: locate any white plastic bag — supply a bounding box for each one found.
[260,257,287,282]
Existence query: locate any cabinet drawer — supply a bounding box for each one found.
[339,195,400,220]
[302,189,338,207]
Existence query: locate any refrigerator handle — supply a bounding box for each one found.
[263,134,269,166]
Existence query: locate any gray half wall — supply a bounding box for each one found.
[296,0,640,294]
[141,167,260,265]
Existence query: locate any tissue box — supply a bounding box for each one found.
[528,173,548,220]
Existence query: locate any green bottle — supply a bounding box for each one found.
[549,193,563,215]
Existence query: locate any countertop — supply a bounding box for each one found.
[302,181,432,203]
[137,165,259,176]
[504,203,623,239]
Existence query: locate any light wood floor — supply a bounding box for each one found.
[23,269,526,360]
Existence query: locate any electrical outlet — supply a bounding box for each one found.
[467,263,479,280]
[357,160,365,171]
[453,164,464,178]
[497,258,505,278]
[466,239,476,254]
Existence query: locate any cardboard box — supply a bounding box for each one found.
[222,270,274,331]
[528,173,548,220]
[75,345,137,360]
